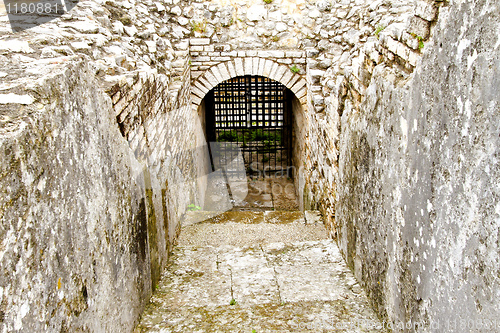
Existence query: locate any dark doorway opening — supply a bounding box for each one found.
[205,75,293,177]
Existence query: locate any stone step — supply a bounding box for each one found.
[178,211,326,247]
[182,210,322,226]
[135,240,385,333]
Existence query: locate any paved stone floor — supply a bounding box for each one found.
[134,208,386,332]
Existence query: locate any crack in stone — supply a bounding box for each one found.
[259,244,283,304]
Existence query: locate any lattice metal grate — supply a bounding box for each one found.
[206,75,292,177]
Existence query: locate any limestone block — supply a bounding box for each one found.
[145,41,157,53]
[281,70,294,87]
[279,37,299,48]
[308,9,321,18]
[269,62,280,80]
[299,94,308,105]
[269,10,282,21]
[217,63,231,82]
[342,29,361,46]
[408,50,419,67]
[274,65,288,83]
[415,0,438,22]
[174,24,192,38]
[0,93,34,105]
[227,62,237,78]
[286,51,304,58]
[291,79,307,95]
[381,22,405,41]
[276,22,288,32]
[385,36,399,55]
[258,58,266,76]
[112,21,124,35]
[244,57,253,75]
[178,17,189,26]
[124,25,138,37]
[210,66,223,83]
[190,38,211,46]
[71,42,91,51]
[192,56,211,62]
[257,51,272,58]
[234,58,245,76]
[408,15,431,39]
[199,76,213,91]
[287,74,300,88]
[295,87,307,101]
[253,57,260,75]
[396,42,410,61]
[247,5,267,21]
[316,0,332,12]
[212,57,231,62]
[204,71,218,88]
[193,81,209,96]
[309,70,326,85]
[221,51,238,57]
[262,60,274,78]
[170,6,182,16]
[191,46,204,52]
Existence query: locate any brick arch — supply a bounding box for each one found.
[190,57,307,110]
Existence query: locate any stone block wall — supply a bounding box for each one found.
[305,0,442,236]
[178,0,421,219]
[0,0,207,331]
[0,60,151,333]
[334,0,500,330]
[2,0,498,332]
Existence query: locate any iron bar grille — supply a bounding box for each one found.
[209,75,292,177]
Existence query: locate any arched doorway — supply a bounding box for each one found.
[204,75,294,177]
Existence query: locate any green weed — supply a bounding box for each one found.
[191,21,207,33]
[290,65,300,74]
[375,25,385,39]
[187,204,202,211]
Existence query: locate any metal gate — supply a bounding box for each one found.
[206,75,292,177]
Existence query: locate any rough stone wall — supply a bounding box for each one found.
[299,0,431,233]
[336,0,500,330]
[2,0,498,332]
[182,0,417,110]
[0,61,151,333]
[177,0,420,217]
[0,0,207,331]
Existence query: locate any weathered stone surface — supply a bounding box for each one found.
[0,0,208,331]
[0,62,151,333]
[135,213,385,332]
[2,0,498,332]
[337,0,500,330]
[246,4,267,22]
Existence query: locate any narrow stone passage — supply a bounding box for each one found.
[134,210,385,332]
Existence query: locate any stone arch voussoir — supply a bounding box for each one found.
[191,58,307,112]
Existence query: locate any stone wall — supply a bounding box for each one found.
[335,0,500,330]
[1,0,499,331]
[0,0,207,331]
[177,0,422,217]
[0,60,152,332]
